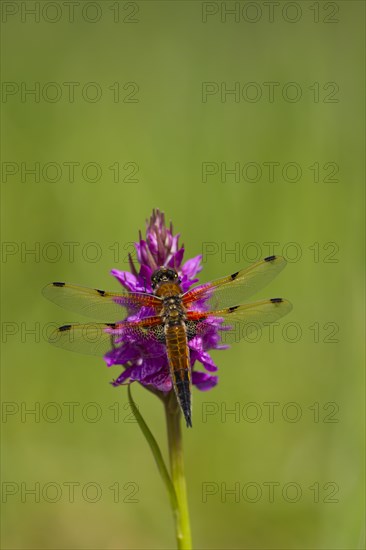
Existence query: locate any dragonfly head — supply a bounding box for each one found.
[151,267,181,290]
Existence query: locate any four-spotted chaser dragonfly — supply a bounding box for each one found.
[43,255,292,427]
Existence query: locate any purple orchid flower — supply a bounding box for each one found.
[104,209,225,393]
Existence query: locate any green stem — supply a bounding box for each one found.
[164,393,192,550]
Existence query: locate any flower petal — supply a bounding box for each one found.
[111,269,141,292]
[111,365,135,387]
[181,255,203,278]
[189,345,218,372]
[192,371,218,391]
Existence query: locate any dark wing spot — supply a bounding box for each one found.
[264,255,276,262]
[96,289,106,296]
[53,282,65,287]
[270,298,283,304]
[106,323,117,329]
[59,324,72,331]
[228,305,240,312]
[186,321,198,341]
[230,271,239,280]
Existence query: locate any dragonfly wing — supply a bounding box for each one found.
[47,317,166,357]
[42,282,162,321]
[48,323,119,356]
[183,255,288,311]
[187,298,293,345]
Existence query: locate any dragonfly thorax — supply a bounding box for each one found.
[162,295,186,324]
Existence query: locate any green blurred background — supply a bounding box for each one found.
[1,1,364,548]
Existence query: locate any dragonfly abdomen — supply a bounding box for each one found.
[164,323,192,428]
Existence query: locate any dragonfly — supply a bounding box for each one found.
[42,254,292,427]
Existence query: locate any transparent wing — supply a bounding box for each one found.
[183,255,288,311]
[42,282,162,321]
[47,317,166,357]
[48,323,119,356]
[188,298,293,345]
